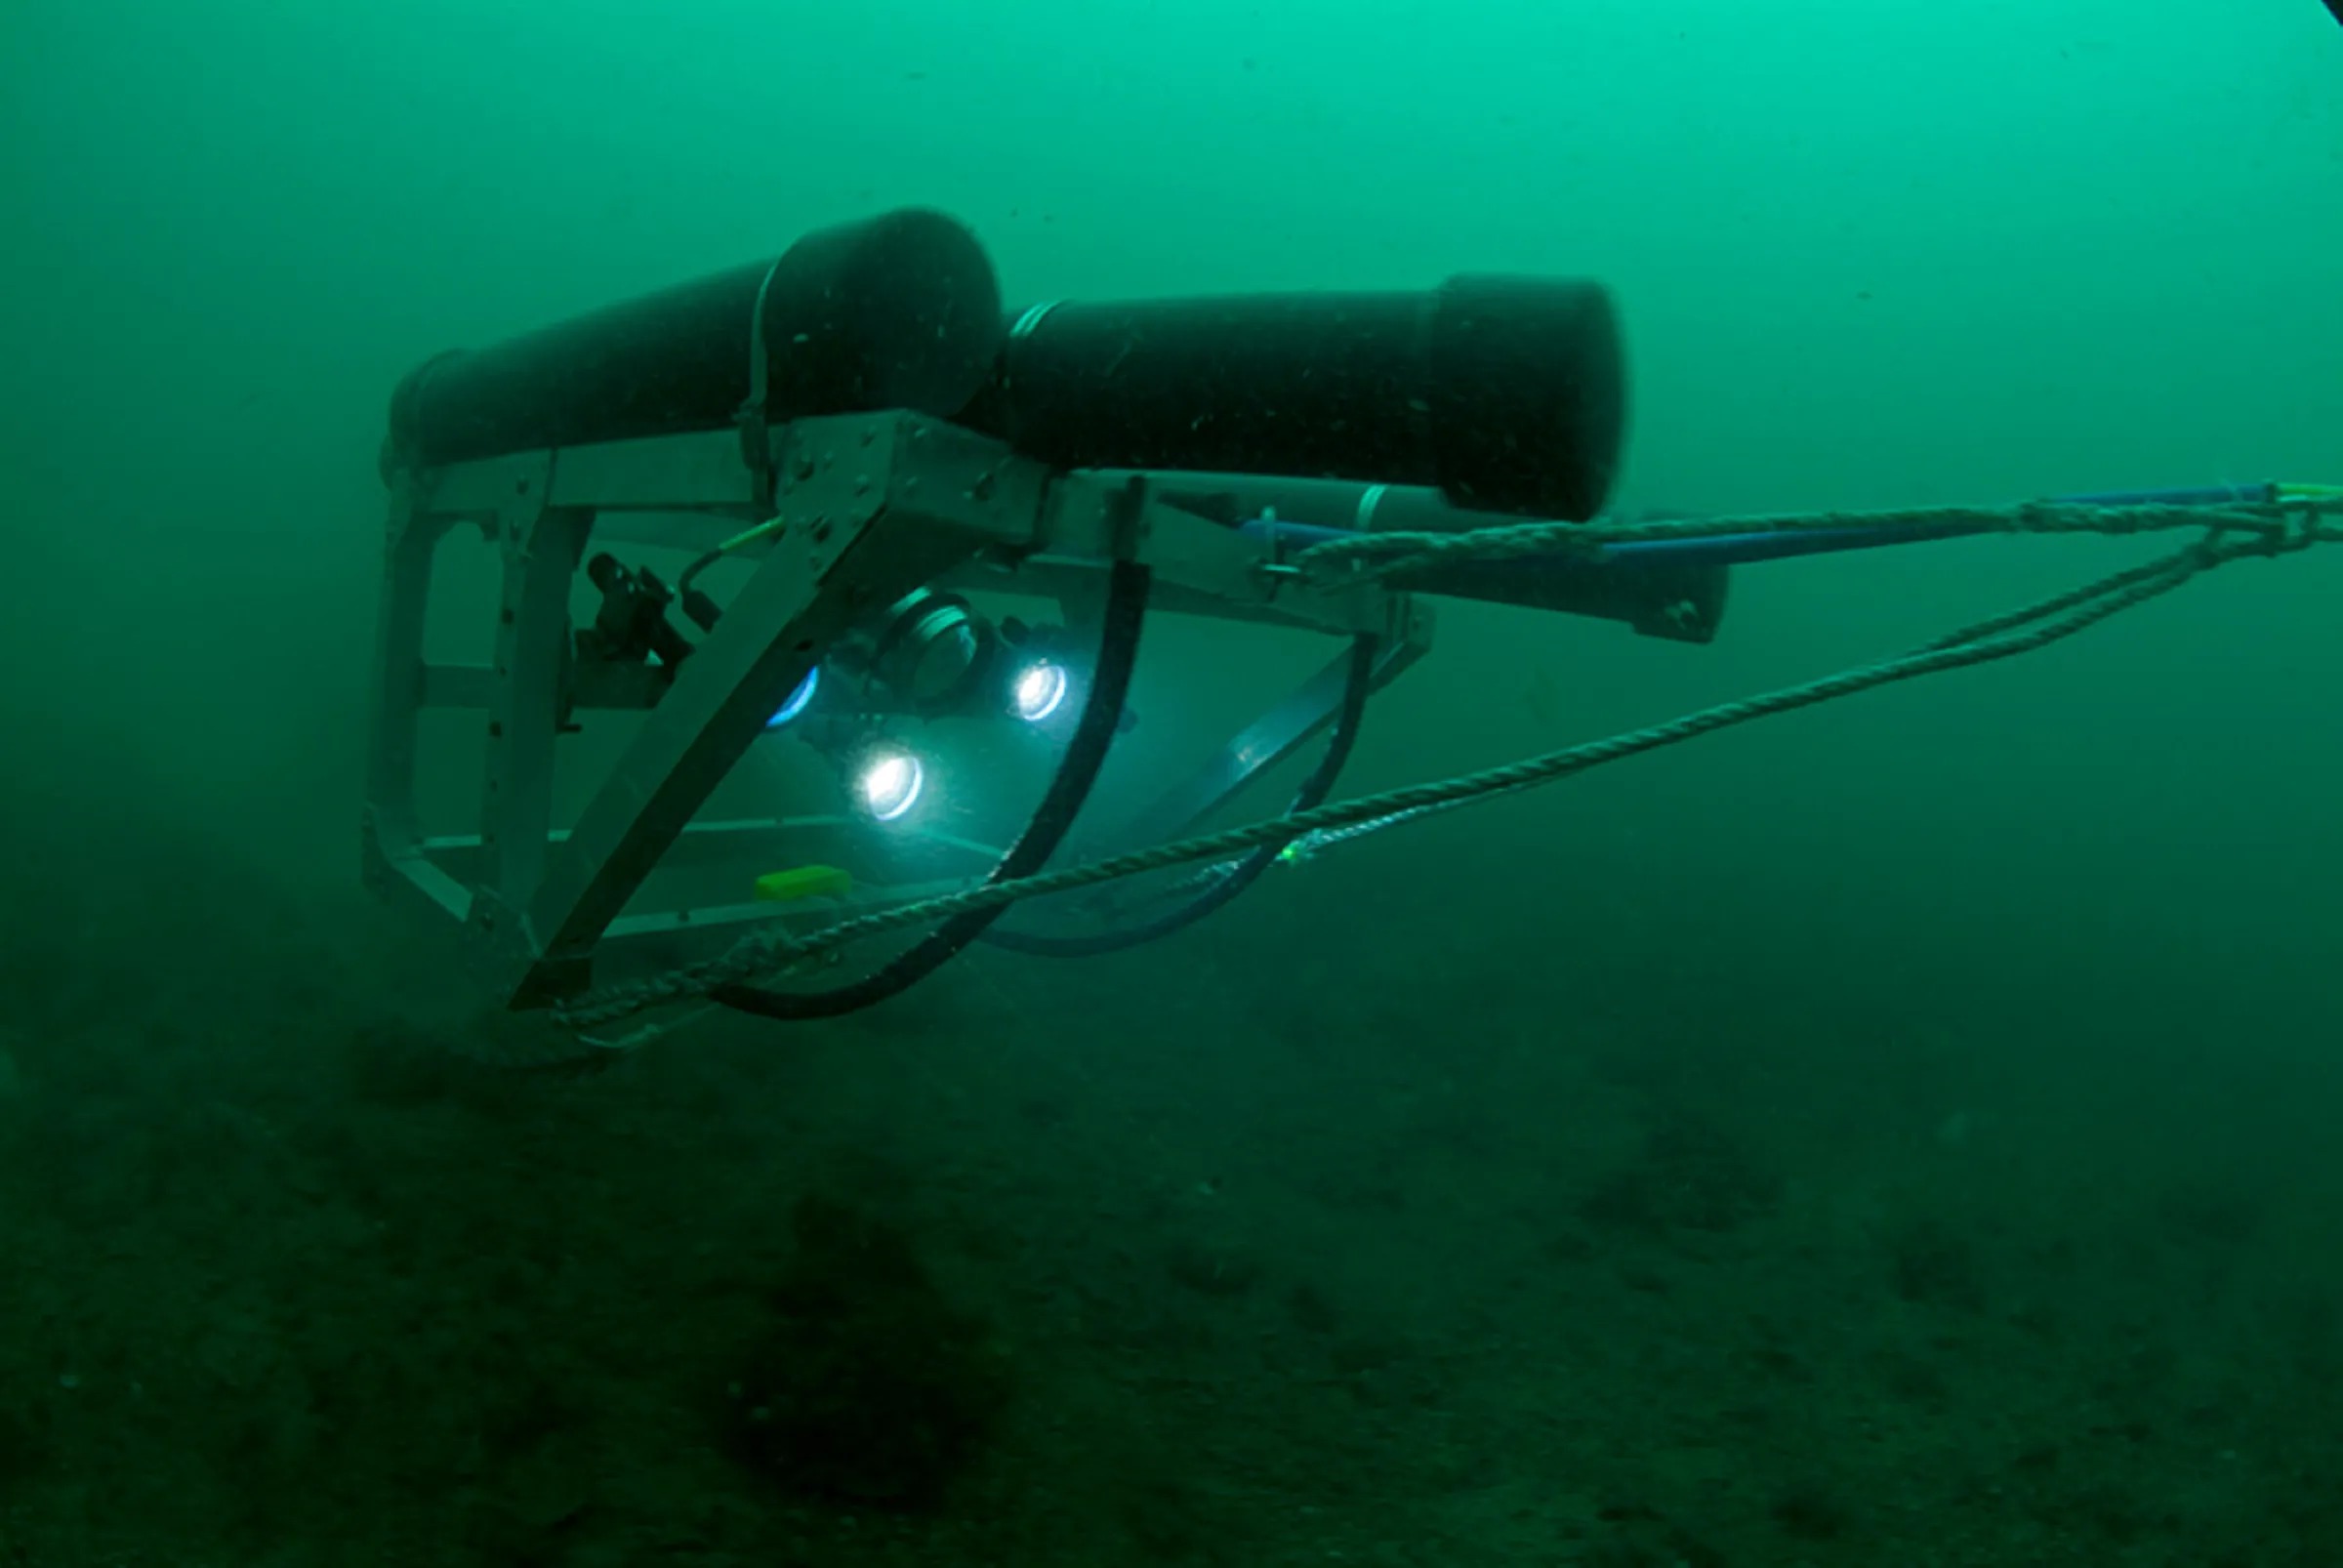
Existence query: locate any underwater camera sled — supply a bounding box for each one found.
[364,207,2340,1055]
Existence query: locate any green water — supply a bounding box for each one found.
[3,2,2340,1562]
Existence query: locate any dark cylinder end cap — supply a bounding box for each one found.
[1429,275,1626,522]
[760,207,1004,422]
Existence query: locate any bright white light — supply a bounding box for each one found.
[1011,661,1068,722]
[857,750,925,822]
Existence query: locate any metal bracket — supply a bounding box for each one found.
[363,413,1424,1011]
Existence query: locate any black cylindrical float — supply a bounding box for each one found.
[957,275,1626,521]
[385,208,1004,472]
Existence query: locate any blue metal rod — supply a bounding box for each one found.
[1602,484,2278,567]
[1249,483,2278,575]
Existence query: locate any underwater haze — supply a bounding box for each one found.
[4,1,2343,1563]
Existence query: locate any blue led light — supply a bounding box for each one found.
[765,667,820,727]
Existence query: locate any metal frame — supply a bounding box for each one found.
[364,411,1427,1011]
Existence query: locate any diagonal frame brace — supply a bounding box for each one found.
[495,511,990,1007]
